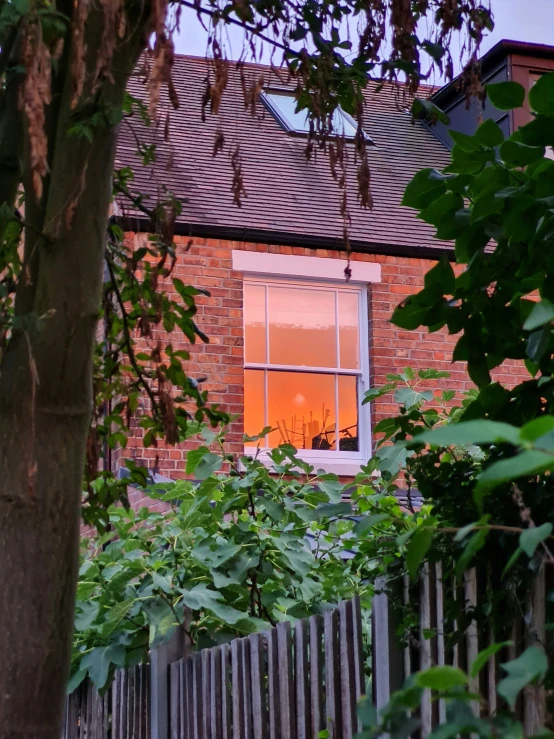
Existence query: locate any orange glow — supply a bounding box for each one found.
[244,284,267,363]
[268,286,336,367]
[244,281,361,452]
[244,370,265,445]
[267,371,335,449]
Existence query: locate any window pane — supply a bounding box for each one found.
[268,286,337,368]
[244,369,266,446]
[338,292,360,369]
[267,372,336,450]
[338,375,359,452]
[334,110,357,138]
[244,283,267,363]
[265,92,309,131]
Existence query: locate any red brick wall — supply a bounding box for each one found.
[119,233,529,481]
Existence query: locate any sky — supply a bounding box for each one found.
[174,0,554,66]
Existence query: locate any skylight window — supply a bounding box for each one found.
[263,90,359,138]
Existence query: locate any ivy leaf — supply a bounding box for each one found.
[486,81,525,110]
[520,523,553,558]
[497,647,548,708]
[406,527,433,580]
[415,666,467,690]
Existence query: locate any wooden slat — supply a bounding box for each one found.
[241,638,253,739]
[435,562,446,726]
[127,665,136,739]
[202,649,211,739]
[420,562,432,737]
[221,645,232,739]
[170,661,181,739]
[324,608,342,739]
[135,666,143,739]
[210,647,223,738]
[524,565,546,734]
[372,576,390,711]
[309,615,324,739]
[232,637,244,739]
[295,619,310,739]
[267,629,281,739]
[249,633,268,739]
[402,575,412,681]
[351,596,365,702]
[277,621,296,738]
[464,568,479,717]
[192,653,203,739]
[339,600,357,739]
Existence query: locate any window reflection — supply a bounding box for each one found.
[338,375,358,451]
[268,286,336,367]
[244,284,266,363]
[338,291,360,369]
[267,372,336,449]
[244,369,265,446]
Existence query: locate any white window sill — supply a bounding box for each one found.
[242,450,366,477]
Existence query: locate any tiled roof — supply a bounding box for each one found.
[116,56,452,255]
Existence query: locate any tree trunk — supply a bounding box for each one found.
[0,10,148,734]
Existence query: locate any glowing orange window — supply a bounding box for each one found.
[244,278,367,456]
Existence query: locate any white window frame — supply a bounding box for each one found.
[242,274,371,475]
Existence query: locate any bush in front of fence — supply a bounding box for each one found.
[71,425,415,693]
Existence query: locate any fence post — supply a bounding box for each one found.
[151,610,191,739]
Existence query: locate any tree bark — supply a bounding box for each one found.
[0,9,148,736]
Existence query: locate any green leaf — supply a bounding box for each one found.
[353,513,391,536]
[477,451,554,493]
[102,597,136,636]
[424,256,455,295]
[529,72,554,115]
[66,668,88,695]
[413,420,520,448]
[497,646,548,708]
[402,168,446,209]
[376,443,413,476]
[500,140,545,167]
[523,300,554,331]
[314,502,352,519]
[415,666,468,690]
[520,523,553,558]
[180,583,245,625]
[75,601,100,631]
[486,81,525,110]
[362,383,396,404]
[394,386,434,410]
[406,527,433,580]
[449,130,480,152]
[475,118,504,147]
[527,326,550,364]
[195,452,223,480]
[520,416,554,442]
[81,645,125,689]
[470,642,512,678]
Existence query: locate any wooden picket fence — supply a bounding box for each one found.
[373,562,548,737]
[168,597,365,739]
[61,597,365,739]
[62,664,150,739]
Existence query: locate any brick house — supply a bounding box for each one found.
[114,39,553,482]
